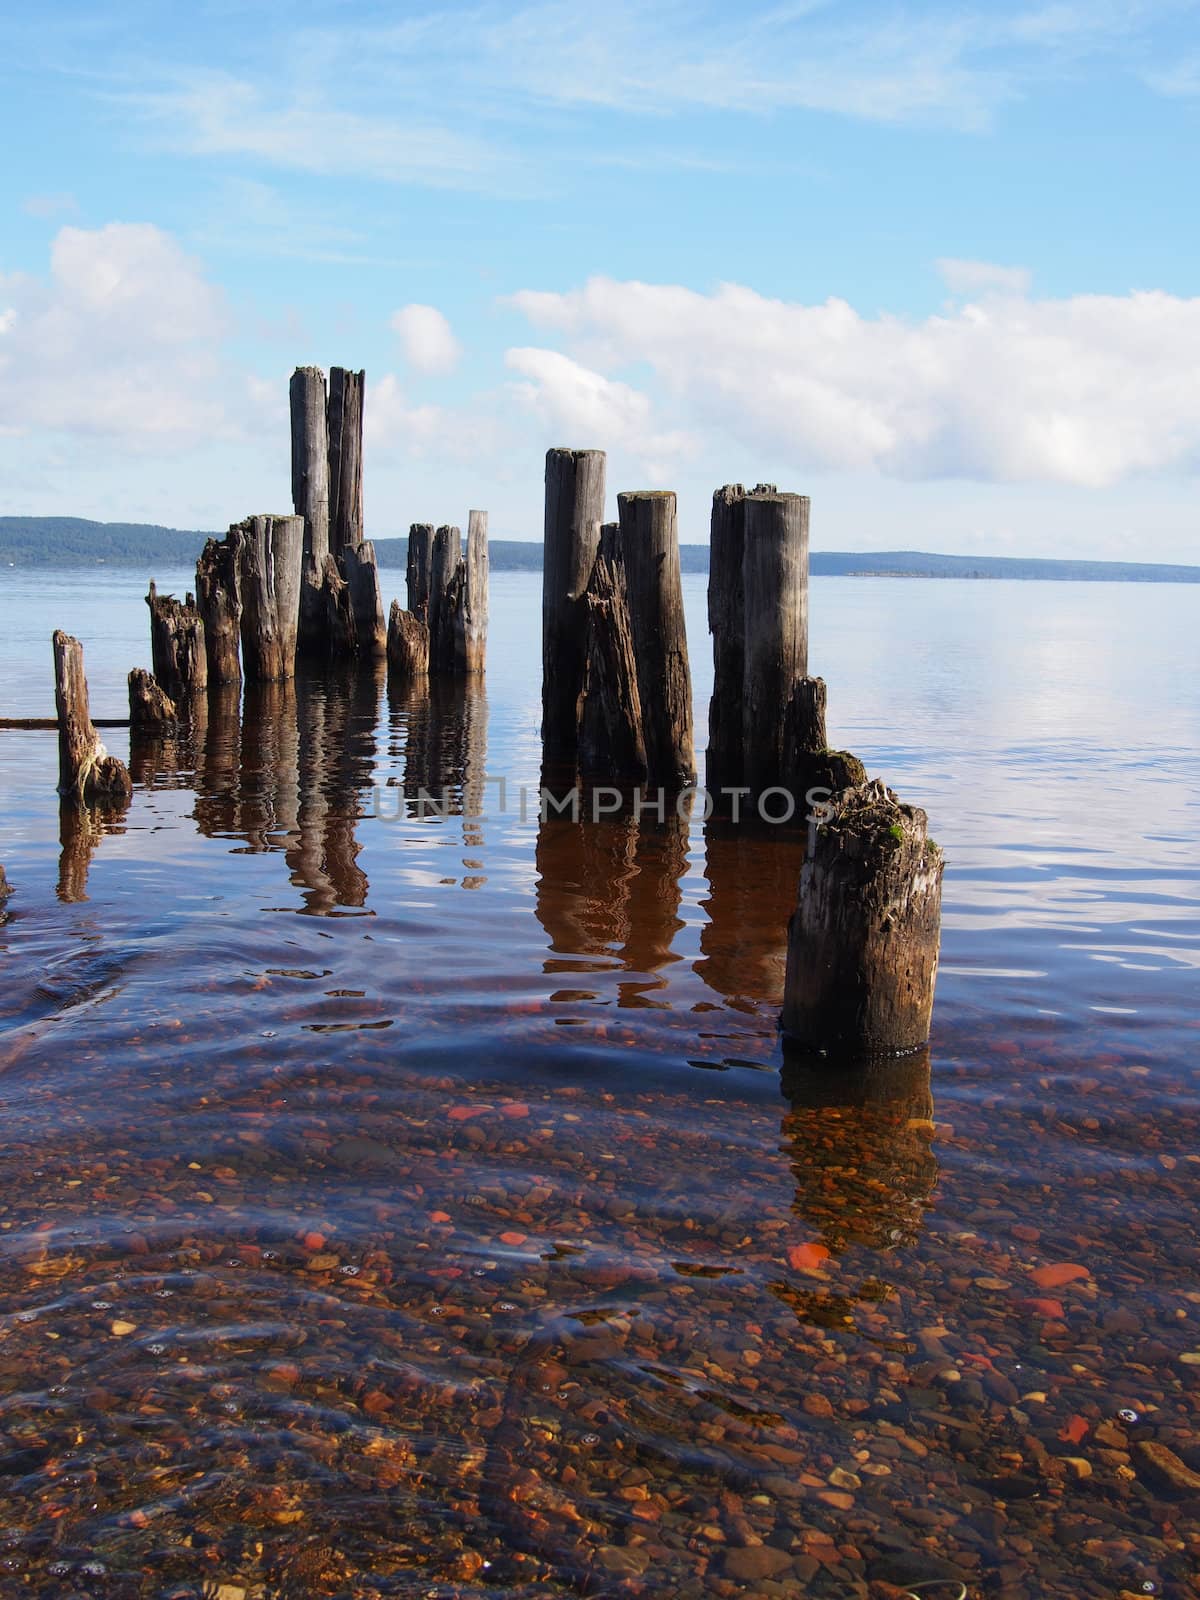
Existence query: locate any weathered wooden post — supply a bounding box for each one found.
[195,528,243,684]
[454,509,489,675]
[742,490,809,797]
[52,631,132,803]
[341,542,388,659]
[577,523,647,785]
[128,668,177,732]
[542,448,606,766]
[782,780,943,1055]
[616,490,694,789]
[146,584,208,702]
[430,524,462,674]
[236,514,304,682]
[327,367,364,554]
[290,365,331,652]
[386,600,429,677]
[406,523,435,622]
[706,484,749,796]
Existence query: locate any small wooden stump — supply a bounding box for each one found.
[742,490,809,797]
[195,528,243,684]
[237,514,305,682]
[0,863,11,901]
[782,780,944,1056]
[341,541,388,659]
[578,523,647,785]
[543,448,606,764]
[455,509,489,675]
[387,601,429,677]
[146,582,208,702]
[291,365,331,651]
[406,523,435,622]
[328,367,365,554]
[128,668,178,732]
[52,631,132,804]
[616,490,695,789]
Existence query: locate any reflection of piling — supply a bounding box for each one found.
[783,780,944,1056]
[696,819,806,1009]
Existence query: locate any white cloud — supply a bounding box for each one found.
[507,273,1200,488]
[390,304,462,375]
[937,258,1033,296]
[0,222,228,445]
[22,192,79,219]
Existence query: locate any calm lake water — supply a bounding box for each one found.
[1,568,1199,1599]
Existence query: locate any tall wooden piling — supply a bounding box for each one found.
[577,523,647,785]
[706,485,749,796]
[782,780,943,1055]
[195,529,243,684]
[237,514,304,682]
[52,631,132,804]
[430,524,462,674]
[340,541,388,659]
[542,448,606,765]
[290,366,331,651]
[455,509,489,675]
[327,367,365,554]
[616,490,694,789]
[146,584,208,703]
[406,524,435,622]
[742,491,809,797]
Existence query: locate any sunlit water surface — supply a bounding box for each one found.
[0,569,1198,1599]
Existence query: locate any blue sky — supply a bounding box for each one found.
[2,0,1199,559]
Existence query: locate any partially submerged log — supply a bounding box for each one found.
[616,490,694,789]
[290,365,331,651]
[52,631,132,804]
[237,514,305,682]
[327,367,365,554]
[387,601,429,678]
[146,583,207,702]
[578,523,647,785]
[782,780,943,1055]
[341,541,388,659]
[195,528,243,684]
[741,490,809,797]
[406,523,435,622]
[542,448,605,765]
[455,509,489,675]
[128,668,178,732]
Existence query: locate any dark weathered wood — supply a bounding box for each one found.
[128,668,178,731]
[291,365,331,651]
[314,552,356,658]
[578,523,647,784]
[616,490,695,789]
[146,582,208,701]
[0,863,10,900]
[341,540,388,659]
[237,513,305,682]
[327,367,365,554]
[430,524,462,674]
[542,448,606,763]
[782,779,944,1055]
[406,524,435,622]
[52,630,132,804]
[455,509,489,675]
[387,601,429,677]
[195,528,243,684]
[742,490,809,798]
[706,485,748,796]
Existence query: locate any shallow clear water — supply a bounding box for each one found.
[0,569,1198,1598]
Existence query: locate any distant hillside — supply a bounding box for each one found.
[2,517,1197,583]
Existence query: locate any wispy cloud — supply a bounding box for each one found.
[22,192,79,219]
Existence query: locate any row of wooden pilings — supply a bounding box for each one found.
[44,390,943,1061]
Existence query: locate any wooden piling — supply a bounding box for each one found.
[237,514,304,682]
[52,631,132,804]
[341,541,388,659]
[146,583,208,702]
[455,509,489,675]
[128,668,178,732]
[327,367,365,554]
[406,524,435,623]
[706,485,748,796]
[616,490,694,789]
[782,779,943,1055]
[578,523,647,785]
[386,601,429,677]
[542,448,606,764]
[195,528,243,684]
[290,365,331,650]
[430,524,462,674]
[742,490,809,797]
